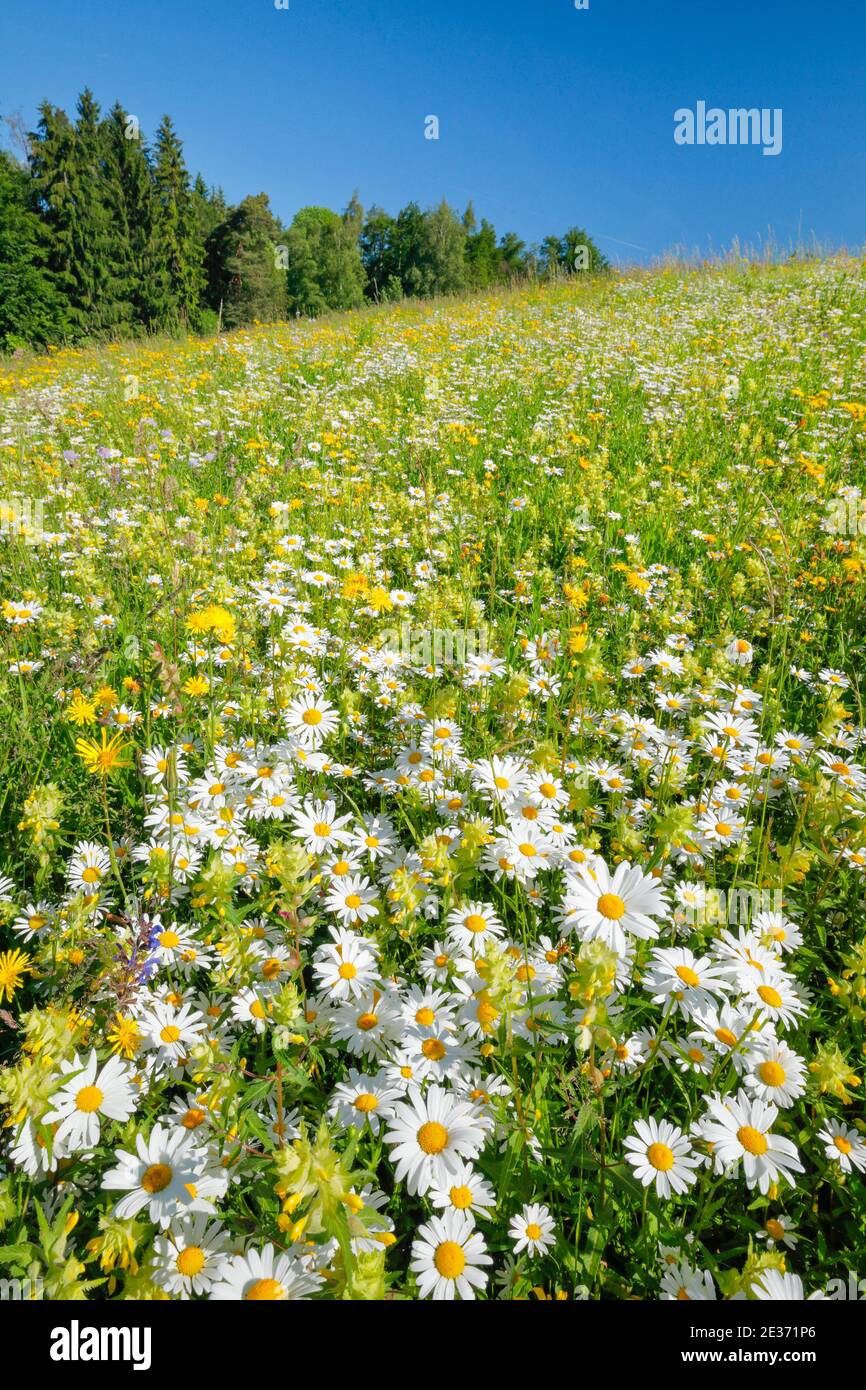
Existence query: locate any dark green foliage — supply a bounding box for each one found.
[206,193,286,329]
[0,150,68,349]
[102,104,170,333]
[152,115,205,329]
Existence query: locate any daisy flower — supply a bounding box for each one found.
[313,929,379,1001]
[384,1083,487,1195]
[564,858,668,954]
[698,1091,804,1193]
[324,873,379,927]
[428,1160,496,1222]
[817,1121,866,1174]
[471,754,531,808]
[327,1068,401,1134]
[643,946,731,1019]
[741,971,807,1029]
[152,1216,231,1298]
[284,691,338,748]
[660,1262,717,1300]
[744,1040,807,1108]
[330,989,402,1059]
[508,1202,556,1257]
[446,901,504,950]
[751,1270,811,1301]
[43,1049,137,1151]
[210,1244,323,1300]
[292,798,353,854]
[410,1209,492,1300]
[624,1116,701,1198]
[756,1216,798,1251]
[102,1124,226,1227]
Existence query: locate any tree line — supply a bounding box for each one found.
[0,90,609,351]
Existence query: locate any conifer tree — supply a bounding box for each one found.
[102,103,169,332]
[71,89,126,334]
[206,193,286,329]
[0,149,67,348]
[153,115,204,328]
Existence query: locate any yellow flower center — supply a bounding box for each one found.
[177,1246,205,1277]
[160,1025,181,1043]
[357,1012,378,1030]
[345,894,362,910]
[450,1185,473,1210]
[675,964,700,987]
[647,1142,675,1171]
[338,961,357,980]
[302,708,323,725]
[526,1223,542,1241]
[765,1219,785,1242]
[245,1278,285,1300]
[417,1121,449,1154]
[141,1163,173,1194]
[759,1060,786,1087]
[737,1125,768,1156]
[422,1038,447,1061]
[834,1135,853,1155]
[518,842,537,857]
[715,1027,738,1047]
[434,1241,466,1279]
[597,893,626,920]
[415,1007,435,1027]
[82,866,102,884]
[354,1093,379,1114]
[757,985,783,1009]
[75,1085,104,1113]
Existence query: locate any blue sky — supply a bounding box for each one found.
[1,0,863,263]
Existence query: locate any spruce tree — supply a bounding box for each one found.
[102,103,170,333]
[153,115,204,328]
[72,89,126,334]
[29,102,82,333]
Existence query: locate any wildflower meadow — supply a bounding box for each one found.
[1,254,865,1307]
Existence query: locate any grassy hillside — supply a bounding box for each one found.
[0,259,865,1301]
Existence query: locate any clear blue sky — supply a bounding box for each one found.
[1,0,863,263]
